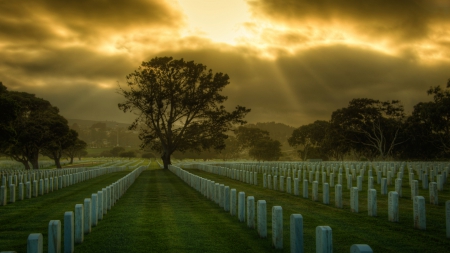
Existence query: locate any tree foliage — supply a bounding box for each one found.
[118,57,250,168]
[235,126,282,161]
[288,120,330,160]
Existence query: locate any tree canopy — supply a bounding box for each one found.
[119,57,250,168]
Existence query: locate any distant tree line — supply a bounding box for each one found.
[288,79,450,161]
[0,82,87,169]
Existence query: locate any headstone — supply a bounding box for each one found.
[27,233,43,253]
[219,184,224,208]
[312,181,319,202]
[294,178,299,196]
[323,183,329,205]
[230,189,237,216]
[1,185,6,206]
[316,226,332,253]
[287,177,292,194]
[388,191,399,222]
[395,179,402,197]
[411,180,418,200]
[280,176,284,192]
[224,186,230,212]
[429,182,438,205]
[257,200,267,238]
[290,214,303,253]
[84,198,91,234]
[91,194,98,227]
[64,211,74,253]
[413,196,426,230]
[303,180,308,199]
[350,244,373,253]
[351,187,359,213]
[381,178,387,195]
[97,191,103,220]
[335,184,342,208]
[368,189,377,217]
[272,206,283,249]
[247,196,255,228]
[268,175,272,189]
[347,175,352,190]
[238,192,246,222]
[26,181,31,199]
[9,184,15,203]
[357,176,362,191]
[48,220,61,253]
[75,204,84,243]
[273,176,278,191]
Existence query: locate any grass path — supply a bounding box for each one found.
[186,168,450,252]
[0,171,131,253]
[75,169,278,253]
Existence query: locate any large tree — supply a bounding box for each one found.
[119,57,250,169]
[0,84,67,169]
[234,126,282,161]
[288,120,330,161]
[330,98,406,160]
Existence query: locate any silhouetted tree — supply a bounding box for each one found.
[119,57,250,169]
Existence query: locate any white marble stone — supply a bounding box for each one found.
[257,200,267,238]
[429,182,438,205]
[26,181,31,199]
[75,204,84,244]
[91,194,98,227]
[238,192,246,222]
[268,175,272,189]
[64,211,74,253]
[273,176,278,191]
[294,178,299,196]
[290,214,303,253]
[350,244,373,253]
[230,189,237,216]
[351,187,359,213]
[247,196,255,228]
[395,179,402,197]
[413,196,426,230]
[224,186,230,212]
[287,177,292,194]
[84,198,91,234]
[381,178,387,195]
[388,191,399,222]
[357,176,362,191]
[97,191,103,220]
[219,184,225,208]
[323,183,329,205]
[368,189,377,217]
[316,226,332,253]
[335,184,342,209]
[411,180,418,200]
[272,206,283,249]
[27,233,43,253]
[48,220,61,253]
[303,180,308,199]
[313,181,319,202]
[9,184,15,203]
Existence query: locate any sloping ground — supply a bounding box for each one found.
[0,171,131,253]
[75,169,275,253]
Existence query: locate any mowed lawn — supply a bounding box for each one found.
[0,170,132,253]
[75,168,275,253]
[186,168,450,252]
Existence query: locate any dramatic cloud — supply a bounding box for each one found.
[1,0,449,127]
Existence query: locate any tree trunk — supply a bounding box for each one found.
[21,160,31,170]
[30,158,39,170]
[161,151,171,170]
[55,157,62,169]
[69,155,74,164]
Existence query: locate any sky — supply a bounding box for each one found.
[1,0,449,127]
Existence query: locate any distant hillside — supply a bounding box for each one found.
[67,118,131,129]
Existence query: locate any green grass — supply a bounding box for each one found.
[185,168,450,252]
[0,171,131,253]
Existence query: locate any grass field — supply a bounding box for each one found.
[1,162,450,252]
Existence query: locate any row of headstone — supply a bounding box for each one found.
[185,162,450,239]
[170,164,375,252]
[21,165,146,253]
[0,164,130,206]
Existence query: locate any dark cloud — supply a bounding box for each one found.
[0,0,182,44]
[248,0,450,42]
[149,44,449,126]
